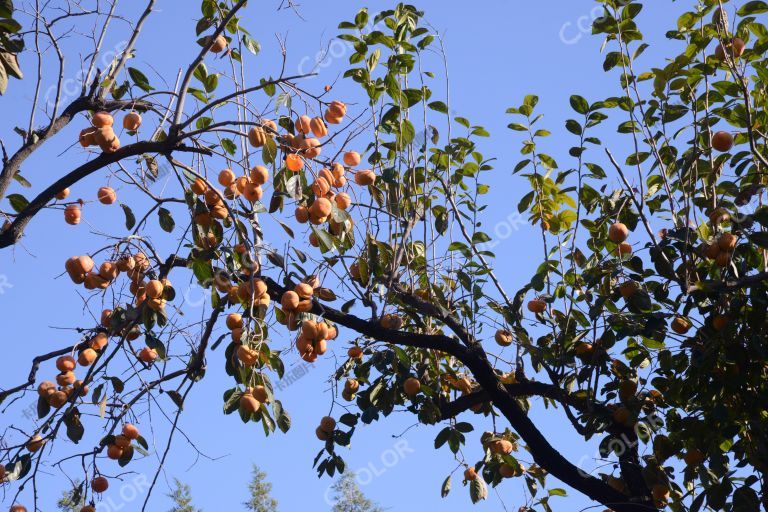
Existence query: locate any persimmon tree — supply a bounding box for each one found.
[1,1,768,511]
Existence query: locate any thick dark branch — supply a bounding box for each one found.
[692,272,768,293]
[261,276,466,356]
[387,280,474,346]
[0,139,208,249]
[0,97,153,202]
[158,258,654,511]
[438,379,610,419]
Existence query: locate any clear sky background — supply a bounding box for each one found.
[0,1,691,511]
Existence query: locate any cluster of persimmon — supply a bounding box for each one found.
[342,378,359,401]
[78,110,141,153]
[701,216,737,267]
[238,384,269,415]
[35,354,90,411]
[279,281,315,321]
[714,36,746,62]
[294,163,352,234]
[480,432,526,479]
[295,319,338,364]
[315,416,336,441]
[105,423,141,461]
[60,185,116,226]
[608,221,633,256]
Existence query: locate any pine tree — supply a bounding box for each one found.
[244,465,278,512]
[57,481,85,511]
[167,479,201,512]
[331,472,383,512]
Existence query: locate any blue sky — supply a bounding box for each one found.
[0,1,690,510]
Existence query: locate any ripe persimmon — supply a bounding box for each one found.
[683,448,705,466]
[343,151,361,167]
[98,187,117,205]
[616,242,632,256]
[92,112,114,128]
[80,128,97,147]
[310,117,328,138]
[464,467,477,481]
[90,333,108,351]
[574,343,594,360]
[309,198,332,219]
[295,282,313,299]
[316,426,330,441]
[671,316,691,334]
[718,232,737,251]
[92,476,109,493]
[78,348,97,367]
[328,101,347,118]
[495,329,513,347]
[226,313,243,330]
[281,290,300,311]
[48,390,68,408]
[619,280,640,300]
[354,170,376,186]
[608,222,629,243]
[348,346,363,359]
[138,347,158,363]
[286,154,303,172]
[107,444,123,460]
[64,204,82,225]
[191,178,208,195]
[715,37,746,60]
[240,393,261,414]
[218,169,236,187]
[334,192,351,210]
[145,279,164,299]
[651,484,670,504]
[345,379,360,393]
[712,314,730,331]
[38,380,56,397]
[55,188,70,200]
[209,35,227,53]
[489,439,514,455]
[123,423,140,440]
[243,183,263,202]
[252,385,268,403]
[57,371,76,386]
[403,377,421,397]
[319,416,336,433]
[123,111,142,131]
[237,345,258,367]
[712,131,734,152]
[26,435,45,452]
[527,298,546,313]
[248,126,268,147]
[56,355,76,372]
[250,165,269,185]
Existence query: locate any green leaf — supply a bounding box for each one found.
[242,33,261,55]
[441,475,451,498]
[569,95,589,114]
[469,477,487,503]
[738,1,768,15]
[120,203,136,230]
[158,207,175,232]
[7,193,27,212]
[221,138,237,156]
[127,67,154,92]
[428,101,448,113]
